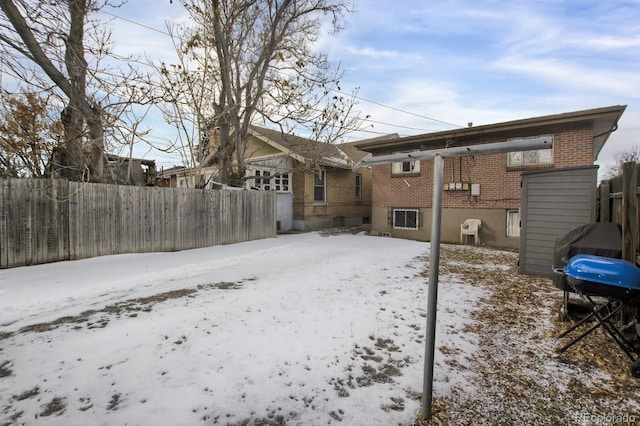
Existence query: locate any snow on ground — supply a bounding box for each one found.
[0,232,486,425]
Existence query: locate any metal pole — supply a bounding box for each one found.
[353,137,555,420]
[358,137,553,167]
[422,153,444,420]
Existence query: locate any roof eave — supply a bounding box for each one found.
[354,105,627,153]
[248,128,307,164]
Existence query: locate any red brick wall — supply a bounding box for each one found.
[369,124,596,246]
[373,163,432,208]
[373,125,593,211]
[554,126,594,165]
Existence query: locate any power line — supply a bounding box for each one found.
[102,9,466,133]
[101,10,173,38]
[336,89,466,129]
[360,116,449,133]
[4,6,466,160]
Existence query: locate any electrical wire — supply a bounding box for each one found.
[2,6,468,167]
[100,10,173,37]
[99,9,466,134]
[333,90,465,129]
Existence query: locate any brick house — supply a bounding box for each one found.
[245,127,391,231]
[353,105,626,248]
[161,126,388,232]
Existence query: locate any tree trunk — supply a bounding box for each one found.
[64,0,104,181]
[60,105,86,180]
[87,107,104,180]
[0,0,104,181]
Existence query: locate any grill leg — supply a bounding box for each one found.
[557,299,614,339]
[557,302,622,353]
[585,295,638,362]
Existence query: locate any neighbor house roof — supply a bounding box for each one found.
[249,126,396,169]
[353,105,626,159]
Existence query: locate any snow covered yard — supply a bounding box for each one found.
[1,231,639,425]
[0,231,478,425]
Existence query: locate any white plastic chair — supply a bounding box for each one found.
[460,219,481,245]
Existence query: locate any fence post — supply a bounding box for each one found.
[622,162,638,263]
[599,181,611,223]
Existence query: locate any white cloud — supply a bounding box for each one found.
[344,46,402,60]
[100,2,189,62]
[581,35,640,50]
[492,55,640,96]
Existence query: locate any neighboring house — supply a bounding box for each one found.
[161,126,390,232]
[246,126,386,231]
[353,105,626,248]
[158,165,224,189]
[48,148,157,186]
[103,154,157,186]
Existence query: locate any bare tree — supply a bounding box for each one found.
[148,21,220,188]
[156,0,363,187]
[0,0,106,180]
[601,145,640,180]
[0,91,62,177]
[0,0,155,183]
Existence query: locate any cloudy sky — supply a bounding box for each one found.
[103,0,639,169]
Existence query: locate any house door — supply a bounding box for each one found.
[276,193,293,231]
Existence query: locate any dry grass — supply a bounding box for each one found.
[38,397,66,417]
[415,244,640,425]
[4,283,251,338]
[0,361,12,378]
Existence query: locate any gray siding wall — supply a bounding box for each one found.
[519,166,598,276]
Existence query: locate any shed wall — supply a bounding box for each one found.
[519,166,598,276]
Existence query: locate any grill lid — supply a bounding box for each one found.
[565,254,640,289]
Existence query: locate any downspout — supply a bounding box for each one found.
[594,122,620,160]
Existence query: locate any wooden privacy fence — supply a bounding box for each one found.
[0,178,276,269]
[598,161,640,263]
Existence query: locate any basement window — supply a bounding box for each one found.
[393,209,419,230]
[506,209,520,237]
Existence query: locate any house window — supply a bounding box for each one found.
[355,173,362,199]
[392,159,420,174]
[392,152,420,175]
[507,135,554,167]
[254,170,271,190]
[314,171,326,203]
[274,173,290,192]
[393,209,419,230]
[506,209,520,237]
[254,169,290,192]
[262,170,271,190]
